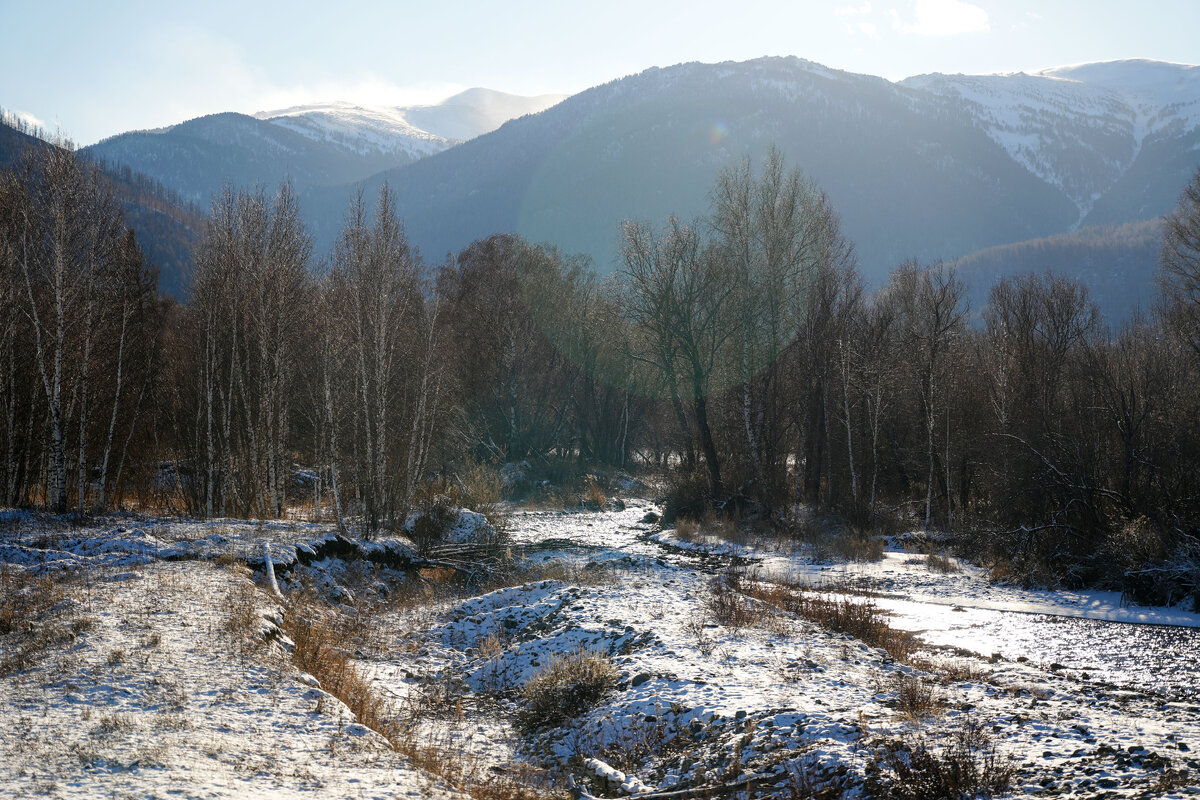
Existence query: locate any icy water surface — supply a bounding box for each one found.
[883,599,1200,700]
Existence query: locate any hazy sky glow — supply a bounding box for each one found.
[2,0,1198,145]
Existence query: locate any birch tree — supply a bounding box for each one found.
[712,147,819,493]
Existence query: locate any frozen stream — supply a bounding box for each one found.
[509,504,1200,701]
[882,599,1200,700]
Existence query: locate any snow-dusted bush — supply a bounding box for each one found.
[866,715,1015,799]
[403,501,500,554]
[499,461,529,491]
[517,648,617,731]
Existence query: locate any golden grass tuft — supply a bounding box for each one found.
[737,578,917,663]
[517,648,618,731]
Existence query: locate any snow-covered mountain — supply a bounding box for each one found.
[83,89,566,205]
[901,60,1200,224]
[252,89,566,160]
[79,56,1198,315]
[253,101,450,159]
[299,56,1198,298]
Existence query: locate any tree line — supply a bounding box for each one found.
[3,140,1200,587]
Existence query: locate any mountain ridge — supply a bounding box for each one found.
[81,88,567,205]
[72,56,1200,316]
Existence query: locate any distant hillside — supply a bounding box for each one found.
[953,219,1164,324]
[302,57,1198,288]
[1,115,203,298]
[0,111,46,167]
[95,161,204,298]
[83,112,419,206]
[82,90,567,208]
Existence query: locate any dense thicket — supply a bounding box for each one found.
[3,143,1200,590]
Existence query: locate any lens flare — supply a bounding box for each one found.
[710,120,729,145]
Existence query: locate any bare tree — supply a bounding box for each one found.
[622,217,736,496]
[887,262,966,530]
[712,147,819,491]
[187,182,311,518]
[1160,167,1200,359]
[332,185,420,532]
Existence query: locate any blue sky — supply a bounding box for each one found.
[2,0,1197,145]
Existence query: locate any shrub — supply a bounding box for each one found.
[583,481,607,510]
[740,580,917,662]
[1108,516,1168,570]
[892,672,943,719]
[706,573,761,632]
[517,648,617,731]
[924,553,959,573]
[662,471,711,524]
[674,518,701,543]
[833,526,885,563]
[866,715,1016,800]
[454,462,510,533]
[408,495,459,554]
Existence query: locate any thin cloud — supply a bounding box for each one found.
[79,26,468,142]
[836,2,872,15]
[847,21,881,39]
[893,0,990,36]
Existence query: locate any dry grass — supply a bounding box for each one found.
[1153,768,1192,794]
[467,770,565,800]
[0,565,89,675]
[704,512,752,548]
[493,558,617,589]
[803,522,886,564]
[517,648,618,732]
[704,569,791,637]
[891,673,944,719]
[0,566,65,635]
[276,589,562,799]
[866,715,1016,800]
[221,577,270,660]
[706,574,763,632]
[674,518,701,544]
[284,598,397,742]
[924,553,959,573]
[738,579,917,663]
[583,482,607,509]
[832,526,885,562]
[911,657,991,685]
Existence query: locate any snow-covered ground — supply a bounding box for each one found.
[0,560,462,798]
[1,503,1198,798]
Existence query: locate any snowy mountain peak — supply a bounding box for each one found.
[1037,59,1200,101]
[254,102,448,159]
[252,89,567,161]
[901,59,1200,225]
